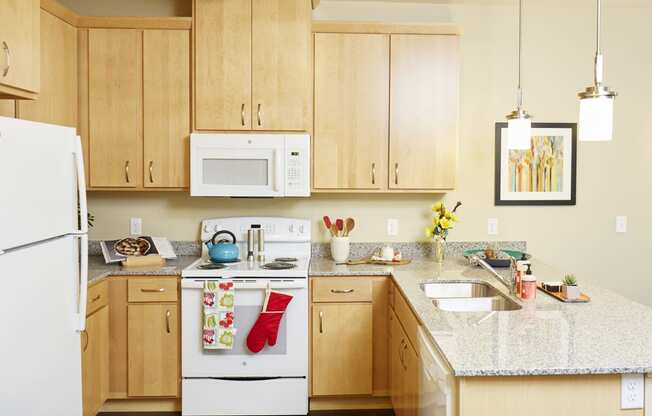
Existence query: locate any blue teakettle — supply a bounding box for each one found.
[205,230,240,263]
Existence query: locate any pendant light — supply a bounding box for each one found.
[506,0,532,150]
[578,0,617,141]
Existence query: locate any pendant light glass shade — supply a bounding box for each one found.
[506,0,532,150]
[579,95,614,141]
[507,113,532,149]
[578,0,617,141]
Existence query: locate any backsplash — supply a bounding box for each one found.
[89,240,526,259]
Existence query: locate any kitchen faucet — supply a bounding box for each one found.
[469,255,517,295]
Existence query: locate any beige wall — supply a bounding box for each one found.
[86,0,652,306]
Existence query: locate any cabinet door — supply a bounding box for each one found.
[389,35,459,190]
[0,0,39,97]
[403,337,419,416]
[82,306,109,416]
[18,10,77,127]
[194,0,251,130]
[390,310,405,415]
[313,33,389,189]
[252,0,310,131]
[143,29,190,188]
[88,29,142,188]
[128,304,179,397]
[312,303,373,396]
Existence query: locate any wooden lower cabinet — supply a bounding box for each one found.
[127,303,180,397]
[82,304,109,416]
[311,302,373,396]
[389,309,418,416]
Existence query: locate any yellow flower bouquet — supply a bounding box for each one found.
[425,201,462,241]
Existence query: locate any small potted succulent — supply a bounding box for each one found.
[562,274,580,300]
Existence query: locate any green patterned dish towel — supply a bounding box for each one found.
[203,280,236,349]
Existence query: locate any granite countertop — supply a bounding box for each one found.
[88,255,199,285]
[309,257,652,377]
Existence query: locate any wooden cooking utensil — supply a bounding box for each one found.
[330,223,339,237]
[336,219,344,236]
[323,216,333,236]
[344,218,355,236]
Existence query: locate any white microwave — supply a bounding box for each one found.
[190,133,310,197]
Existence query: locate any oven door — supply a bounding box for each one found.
[181,279,308,377]
[190,134,285,197]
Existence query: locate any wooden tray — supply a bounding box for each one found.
[344,258,412,266]
[537,283,590,303]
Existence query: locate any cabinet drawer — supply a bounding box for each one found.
[393,283,419,352]
[87,280,109,316]
[128,278,178,302]
[312,278,372,302]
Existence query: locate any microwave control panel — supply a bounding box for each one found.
[285,135,310,197]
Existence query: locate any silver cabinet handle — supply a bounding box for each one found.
[371,163,376,185]
[241,103,246,127]
[402,342,409,370]
[257,104,262,127]
[148,161,154,183]
[394,163,399,185]
[91,294,101,303]
[124,160,130,183]
[319,311,324,334]
[165,310,171,334]
[82,330,89,353]
[330,289,354,294]
[1,41,9,77]
[141,288,165,293]
[399,338,405,369]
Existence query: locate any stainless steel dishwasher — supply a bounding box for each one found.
[417,327,456,416]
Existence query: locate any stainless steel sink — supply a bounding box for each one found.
[434,296,521,312]
[421,281,501,298]
[421,281,522,312]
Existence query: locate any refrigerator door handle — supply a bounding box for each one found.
[73,136,88,234]
[76,234,88,332]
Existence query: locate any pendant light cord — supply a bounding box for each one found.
[516,0,523,109]
[594,0,604,85]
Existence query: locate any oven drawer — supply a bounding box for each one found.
[312,277,372,303]
[128,278,178,302]
[182,377,308,415]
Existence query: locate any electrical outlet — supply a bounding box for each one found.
[487,218,499,235]
[387,219,399,236]
[616,216,627,233]
[130,218,142,235]
[621,373,644,409]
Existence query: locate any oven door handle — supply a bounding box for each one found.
[180,280,307,290]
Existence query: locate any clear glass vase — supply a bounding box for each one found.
[433,236,445,264]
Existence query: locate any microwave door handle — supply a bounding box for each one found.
[73,137,88,234]
[273,150,282,193]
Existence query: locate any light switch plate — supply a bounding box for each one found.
[621,373,644,409]
[387,219,398,236]
[487,218,499,235]
[616,216,627,233]
[130,218,142,235]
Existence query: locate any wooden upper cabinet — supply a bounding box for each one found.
[143,30,190,188]
[389,35,459,190]
[194,0,252,130]
[18,9,77,127]
[311,302,373,396]
[128,304,179,397]
[0,0,40,99]
[88,29,143,188]
[313,33,389,189]
[252,0,310,131]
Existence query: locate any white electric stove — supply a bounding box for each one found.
[181,217,310,416]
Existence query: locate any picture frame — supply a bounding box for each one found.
[495,122,577,206]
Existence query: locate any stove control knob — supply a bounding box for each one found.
[289,224,295,233]
[299,224,305,234]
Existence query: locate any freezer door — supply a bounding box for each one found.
[0,235,84,415]
[0,117,80,251]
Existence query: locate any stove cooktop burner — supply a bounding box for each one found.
[197,262,228,270]
[274,257,298,263]
[261,262,298,270]
[209,258,241,265]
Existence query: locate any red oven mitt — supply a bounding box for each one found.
[246,290,293,353]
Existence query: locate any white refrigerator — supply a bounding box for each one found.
[0,117,88,415]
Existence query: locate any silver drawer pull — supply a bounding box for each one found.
[91,294,101,303]
[141,288,165,293]
[2,41,9,77]
[319,311,324,333]
[165,310,171,334]
[330,289,354,294]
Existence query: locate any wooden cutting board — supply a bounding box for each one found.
[345,258,412,266]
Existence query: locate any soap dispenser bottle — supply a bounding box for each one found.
[521,264,537,300]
